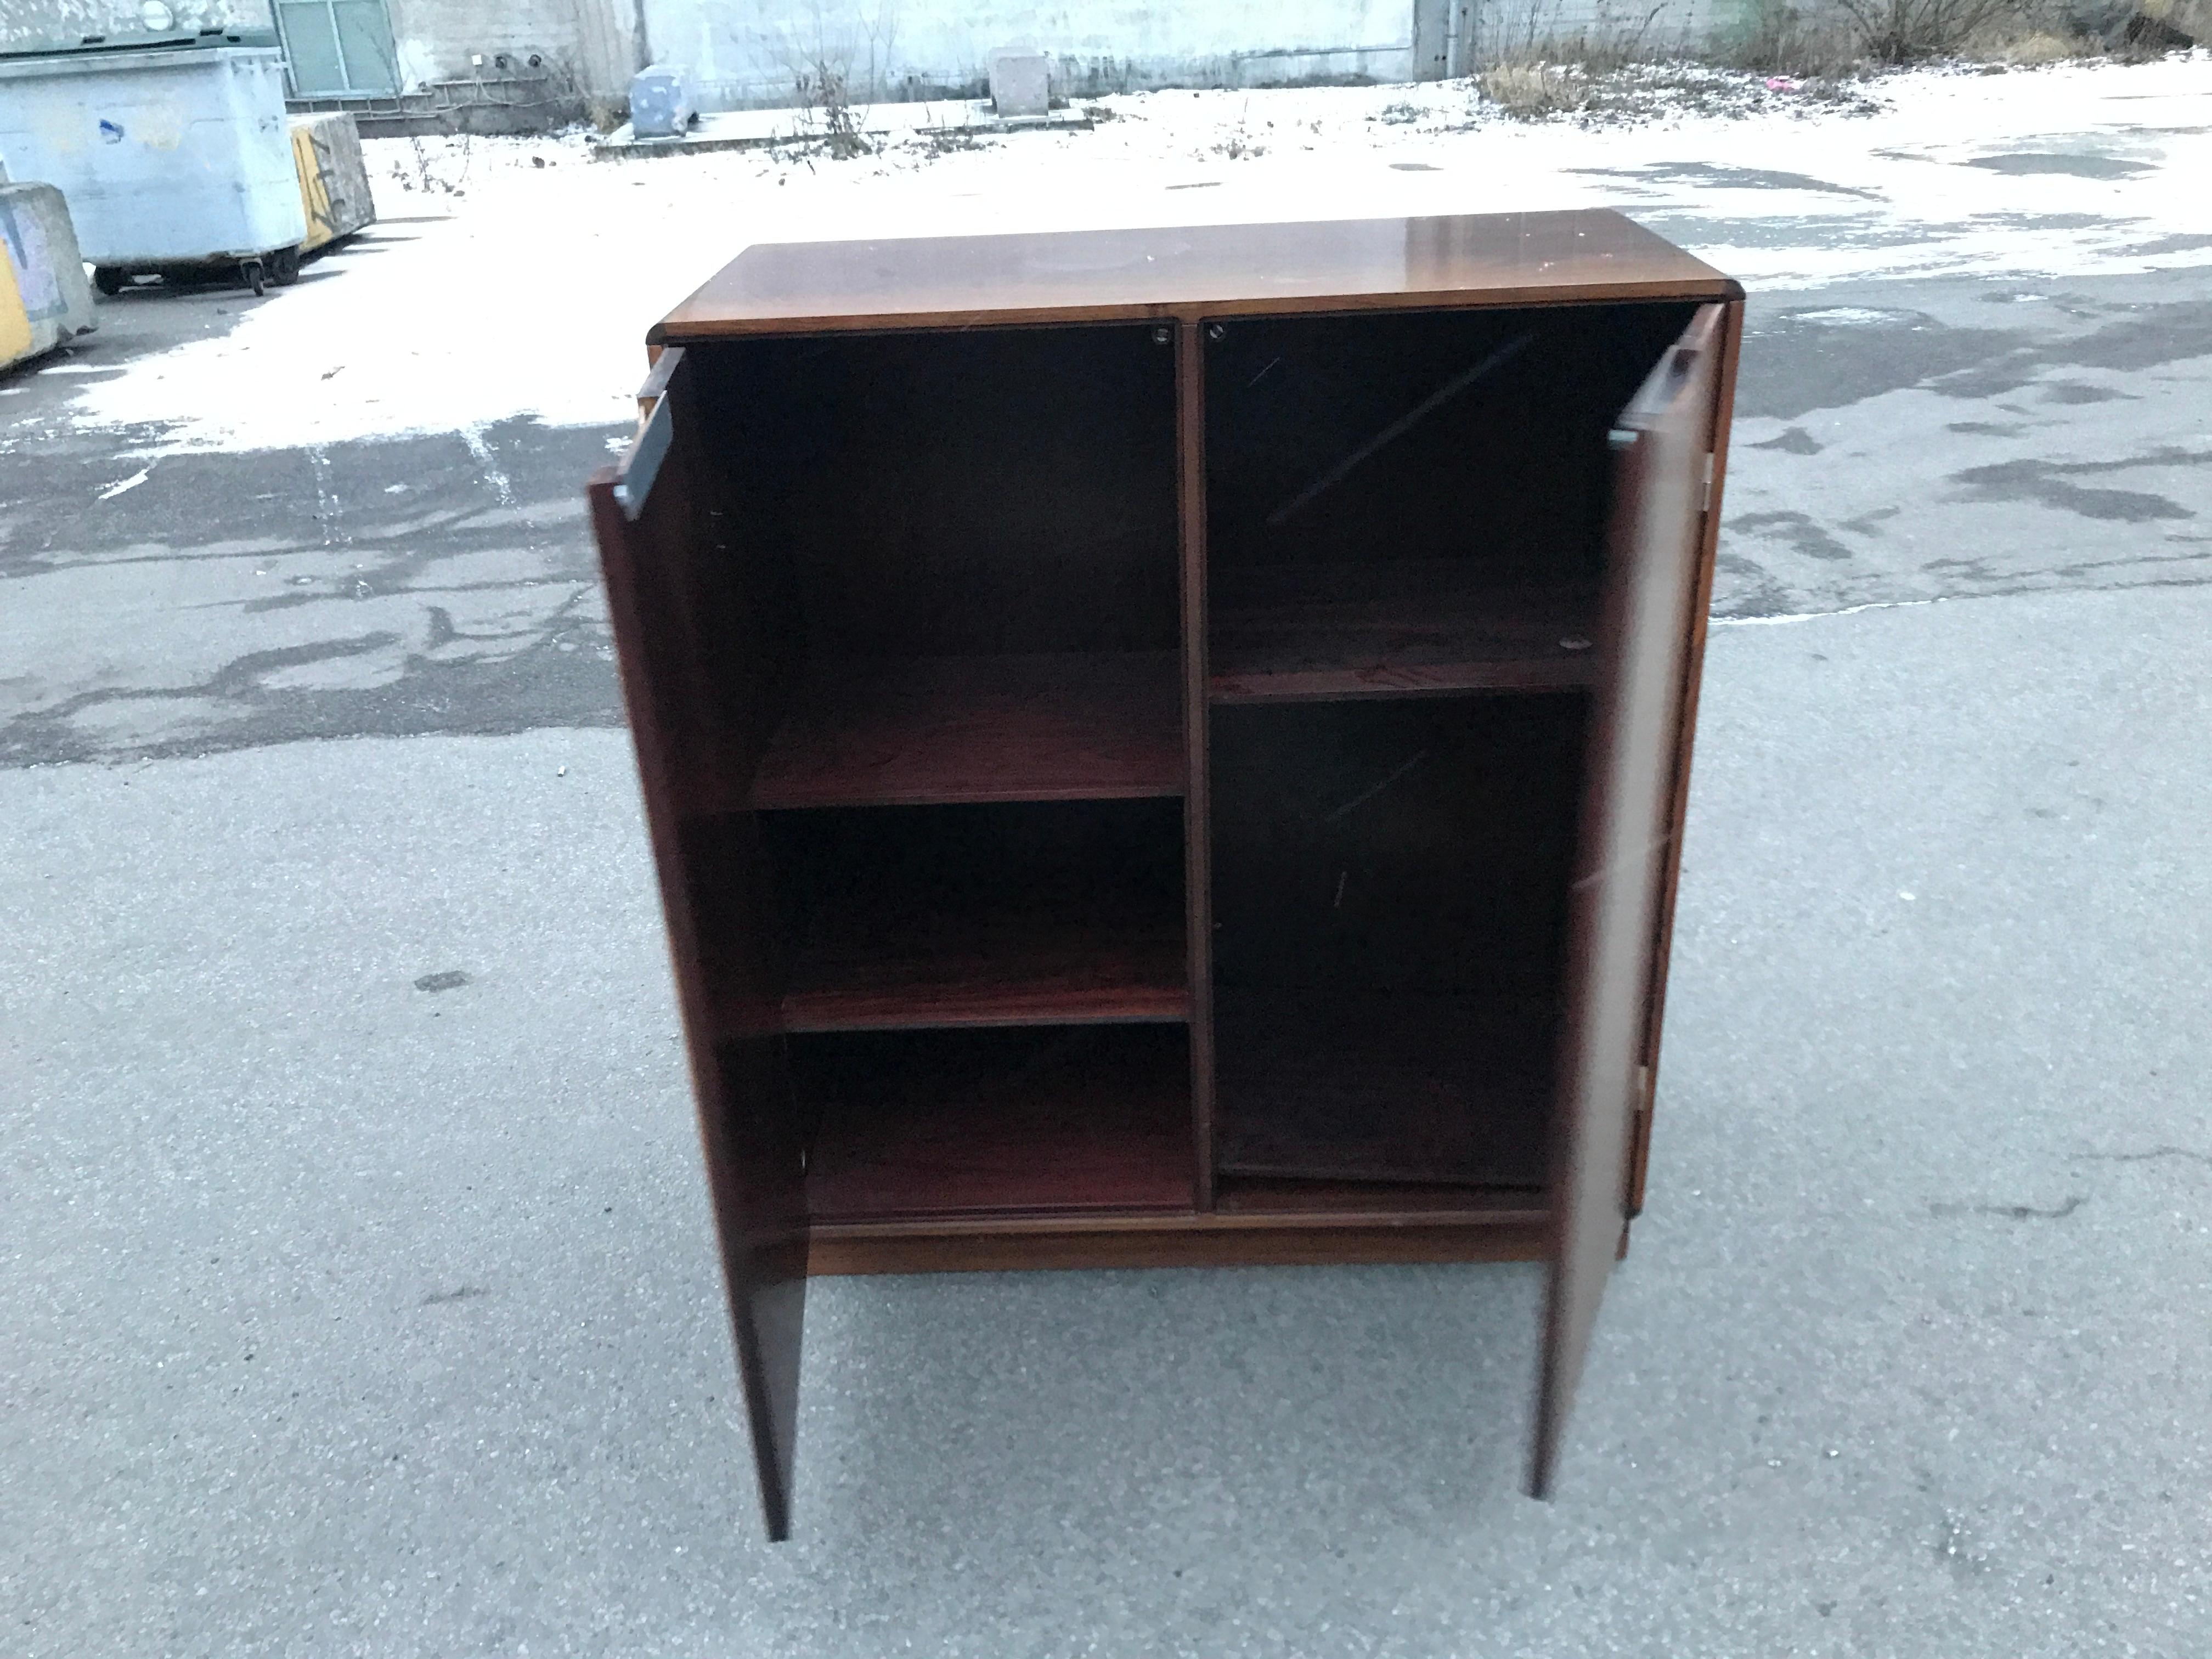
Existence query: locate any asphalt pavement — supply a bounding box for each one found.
[4,196,2210,1655]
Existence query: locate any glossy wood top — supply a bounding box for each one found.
[651,211,1739,341]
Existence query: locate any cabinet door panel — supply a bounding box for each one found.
[1530,304,1723,1498]
[590,357,809,1539]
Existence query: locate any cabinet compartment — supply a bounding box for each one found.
[1204,302,1698,701]
[795,1024,1194,1222]
[751,652,1182,810]
[682,323,1181,811]
[761,799,1188,1032]
[1209,695,1585,1189]
[706,323,1178,657]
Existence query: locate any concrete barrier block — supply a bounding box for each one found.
[1,181,97,371]
[289,112,376,254]
[990,52,1051,119]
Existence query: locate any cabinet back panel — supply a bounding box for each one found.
[1205,302,1699,584]
[1209,696,1585,995]
[1208,696,1583,1189]
[692,326,1179,658]
[760,799,1186,966]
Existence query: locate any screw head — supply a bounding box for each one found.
[1206,323,1227,341]
[1151,325,1172,345]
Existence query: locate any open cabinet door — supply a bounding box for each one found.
[1530,305,1724,1498]
[589,356,810,1540]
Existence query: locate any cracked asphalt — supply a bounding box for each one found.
[6,259,2209,763]
[0,281,626,764]
[4,189,2210,1654]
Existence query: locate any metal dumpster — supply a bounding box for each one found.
[0,179,97,370]
[0,38,307,294]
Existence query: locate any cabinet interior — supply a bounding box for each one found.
[658,302,1699,1227]
[1209,693,1583,1197]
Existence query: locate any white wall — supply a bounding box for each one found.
[0,0,637,100]
[382,0,640,99]
[1473,0,1746,62]
[641,0,1421,110]
[0,0,1754,120]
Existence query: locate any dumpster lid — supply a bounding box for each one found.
[0,27,279,61]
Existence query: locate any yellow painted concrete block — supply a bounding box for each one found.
[0,247,32,365]
[0,182,96,371]
[289,114,376,255]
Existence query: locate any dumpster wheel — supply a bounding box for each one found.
[270,246,302,287]
[93,267,128,297]
[242,258,267,297]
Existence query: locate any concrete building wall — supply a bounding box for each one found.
[1469,0,1748,63]
[639,0,1748,112]
[642,0,1419,110]
[381,0,639,101]
[0,0,1764,126]
[0,0,637,103]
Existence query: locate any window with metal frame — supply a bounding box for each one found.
[276,0,401,97]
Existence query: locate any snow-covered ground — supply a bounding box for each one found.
[52,53,2212,454]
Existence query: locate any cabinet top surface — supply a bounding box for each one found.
[650,210,1739,341]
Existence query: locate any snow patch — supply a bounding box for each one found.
[60,55,2212,456]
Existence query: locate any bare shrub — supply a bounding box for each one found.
[1209,104,1267,158]
[1976,24,2096,57]
[403,132,476,194]
[776,1,898,159]
[795,61,872,157]
[1476,0,1667,70]
[1831,0,2032,60]
[1723,0,1870,73]
[1477,62,1592,112]
[911,124,984,157]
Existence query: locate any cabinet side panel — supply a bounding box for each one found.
[589,368,808,1542]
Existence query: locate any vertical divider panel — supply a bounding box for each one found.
[1178,318,1216,1210]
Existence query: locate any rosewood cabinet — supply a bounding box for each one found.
[586,211,1742,1539]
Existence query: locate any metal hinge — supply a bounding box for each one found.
[613,392,673,521]
[1700,453,1715,514]
[1625,1064,1655,1219]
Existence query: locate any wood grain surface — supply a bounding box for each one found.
[656,212,1740,339]
[750,651,1185,809]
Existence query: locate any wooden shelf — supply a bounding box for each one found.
[1209,563,1598,703]
[1213,988,1554,1189]
[806,1216,1549,1274]
[782,917,1188,1032]
[1212,1178,1544,1217]
[752,651,1184,810]
[798,1026,1193,1222]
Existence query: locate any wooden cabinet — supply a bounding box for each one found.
[586,211,1742,1538]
